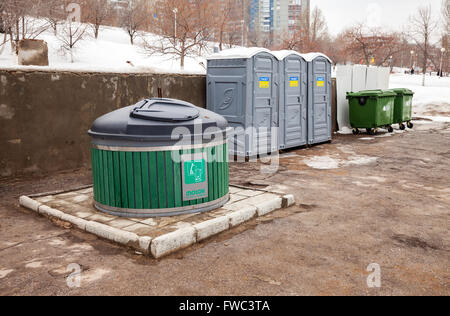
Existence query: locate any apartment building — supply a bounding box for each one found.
[250,0,310,44]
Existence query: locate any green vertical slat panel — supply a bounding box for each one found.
[148,152,159,209]
[173,150,182,207]
[107,151,115,207]
[119,152,128,208]
[157,151,167,208]
[102,150,110,206]
[140,152,151,209]
[126,152,135,208]
[91,149,98,201]
[201,148,208,204]
[181,149,190,207]
[224,143,229,194]
[95,149,102,202]
[213,146,219,201]
[207,146,214,203]
[133,152,143,209]
[97,149,105,204]
[165,152,175,208]
[217,144,223,198]
[113,152,121,207]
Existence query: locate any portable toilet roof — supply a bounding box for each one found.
[206,47,272,60]
[301,52,333,63]
[272,50,304,61]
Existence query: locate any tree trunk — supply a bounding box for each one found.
[22,17,25,40]
[180,45,185,69]
[15,19,19,55]
[423,35,428,86]
[95,26,99,39]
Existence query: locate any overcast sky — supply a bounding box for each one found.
[310,0,444,36]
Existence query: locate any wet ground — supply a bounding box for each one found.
[0,120,449,295]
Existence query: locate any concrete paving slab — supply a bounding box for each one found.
[19,185,292,258]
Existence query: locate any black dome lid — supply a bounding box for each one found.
[131,99,200,122]
[88,98,228,146]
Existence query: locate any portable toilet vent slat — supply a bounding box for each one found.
[273,50,308,150]
[207,48,279,157]
[302,53,333,145]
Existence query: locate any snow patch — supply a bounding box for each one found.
[304,154,378,170]
[337,126,353,135]
[304,156,341,169]
[0,269,14,279]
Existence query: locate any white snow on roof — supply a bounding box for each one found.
[207,47,272,60]
[301,52,333,63]
[272,50,304,61]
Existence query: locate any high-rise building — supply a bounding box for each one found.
[249,0,310,45]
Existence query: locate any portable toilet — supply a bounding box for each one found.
[273,50,308,150]
[302,53,333,145]
[206,48,279,157]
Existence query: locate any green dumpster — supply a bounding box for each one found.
[346,90,396,135]
[391,88,414,130]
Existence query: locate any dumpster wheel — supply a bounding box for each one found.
[366,128,377,135]
[399,123,406,130]
[352,128,360,135]
[387,125,394,133]
[407,121,414,129]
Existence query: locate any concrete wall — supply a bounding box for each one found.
[0,69,206,177]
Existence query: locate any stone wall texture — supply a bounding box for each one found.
[0,69,206,177]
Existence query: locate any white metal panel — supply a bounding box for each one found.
[336,65,353,130]
[366,67,378,90]
[377,67,390,89]
[352,65,367,92]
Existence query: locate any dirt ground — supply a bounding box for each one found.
[0,120,449,296]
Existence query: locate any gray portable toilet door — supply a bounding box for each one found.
[284,55,307,148]
[309,57,332,144]
[252,53,278,155]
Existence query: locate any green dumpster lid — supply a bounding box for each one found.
[346,89,396,98]
[391,88,414,96]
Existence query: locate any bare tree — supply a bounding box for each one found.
[41,0,65,36]
[211,0,239,51]
[83,0,112,39]
[409,5,438,85]
[277,6,329,53]
[442,0,449,73]
[57,3,88,63]
[340,23,404,66]
[119,0,148,45]
[310,6,328,43]
[1,0,50,53]
[144,0,212,69]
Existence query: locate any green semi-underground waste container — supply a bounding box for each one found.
[346,90,396,135]
[88,98,231,218]
[391,88,414,130]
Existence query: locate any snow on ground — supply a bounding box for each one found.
[0,24,209,74]
[303,154,378,170]
[389,73,450,118]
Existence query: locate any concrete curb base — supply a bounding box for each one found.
[19,187,295,259]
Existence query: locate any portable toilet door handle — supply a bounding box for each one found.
[268,98,271,106]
